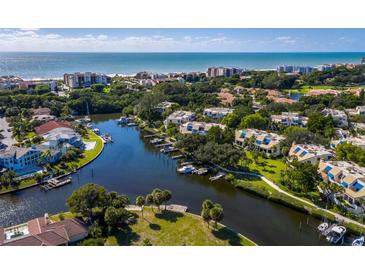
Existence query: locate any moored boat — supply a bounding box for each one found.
[317,222,329,232]
[352,236,364,246]
[177,165,196,174]
[325,225,346,244]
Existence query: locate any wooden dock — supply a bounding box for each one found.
[155,142,173,147]
[144,134,160,138]
[171,154,184,160]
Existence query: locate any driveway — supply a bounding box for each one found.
[0,117,15,147]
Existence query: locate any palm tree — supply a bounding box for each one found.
[146,194,154,212]
[136,196,146,218]
[161,190,172,210]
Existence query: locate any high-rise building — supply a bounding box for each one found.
[63,72,108,88]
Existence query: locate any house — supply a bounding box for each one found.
[318,161,365,206]
[156,101,176,112]
[203,107,233,119]
[271,112,308,127]
[288,144,332,164]
[164,111,196,126]
[235,129,285,157]
[0,214,88,246]
[321,108,348,128]
[180,122,226,135]
[35,120,72,135]
[346,106,365,116]
[0,146,42,172]
[330,136,365,150]
[31,107,51,116]
[42,127,83,149]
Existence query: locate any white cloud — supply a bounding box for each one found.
[275,36,296,44]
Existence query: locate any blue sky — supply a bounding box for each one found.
[0,28,364,52]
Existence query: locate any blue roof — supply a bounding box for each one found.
[353,182,364,191]
[324,166,332,173]
[293,147,301,153]
[240,132,246,138]
[263,138,271,144]
[300,151,308,157]
[341,181,348,188]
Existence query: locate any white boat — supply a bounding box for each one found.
[86,123,93,129]
[209,172,226,181]
[150,138,163,144]
[326,225,346,244]
[127,122,136,127]
[118,116,129,124]
[92,128,100,135]
[352,236,364,246]
[177,165,196,174]
[317,222,329,232]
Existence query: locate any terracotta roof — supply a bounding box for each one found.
[35,121,72,135]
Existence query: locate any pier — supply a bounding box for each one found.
[155,142,173,147]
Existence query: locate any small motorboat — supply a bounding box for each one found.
[177,165,196,174]
[317,222,329,232]
[92,128,100,135]
[127,122,136,127]
[86,123,93,129]
[209,172,226,181]
[118,116,129,124]
[352,236,364,246]
[326,225,346,244]
[150,138,163,144]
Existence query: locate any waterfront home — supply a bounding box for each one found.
[346,106,365,116]
[42,127,83,149]
[164,110,196,126]
[321,108,348,128]
[156,101,176,112]
[271,112,308,127]
[31,108,55,123]
[35,120,72,135]
[235,129,285,157]
[0,146,42,172]
[180,121,226,135]
[19,79,57,91]
[0,214,88,246]
[288,144,332,164]
[63,72,108,89]
[318,161,365,206]
[203,107,233,119]
[330,135,365,150]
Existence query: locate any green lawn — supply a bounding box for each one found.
[244,151,286,183]
[283,85,336,94]
[106,208,256,246]
[0,178,38,195]
[52,130,104,172]
[50,211,78,222]
[24,132,36,139]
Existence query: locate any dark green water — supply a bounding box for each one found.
[0,114,326,245]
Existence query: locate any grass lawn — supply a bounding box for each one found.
[24,131,36,139]
[283,85,336,94]
[52,130,104,172]
[106,208,256,246]
[245,151,286,183]
[50,211,78,222]
[0,178,37,195]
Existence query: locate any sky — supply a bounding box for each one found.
[0,28,364,52]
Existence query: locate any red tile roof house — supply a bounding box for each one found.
[35,120,73,135]
[0,214,88,246]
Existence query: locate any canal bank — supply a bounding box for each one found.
[0,113,327,245]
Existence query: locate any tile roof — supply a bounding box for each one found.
[35,121,72,135]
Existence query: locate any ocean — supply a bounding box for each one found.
[0,52,364,79]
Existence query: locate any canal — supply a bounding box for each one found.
[0,114,326,245]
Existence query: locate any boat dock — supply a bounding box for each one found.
[155,142,173,147]
[193,168,208,175]
[209,172,226,181]
[40,176,72,191]
[144,134,161,138]
[171,155,184,160]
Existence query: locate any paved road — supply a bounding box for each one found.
[0,117,15,147]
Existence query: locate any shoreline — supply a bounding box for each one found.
[0,131,105,196]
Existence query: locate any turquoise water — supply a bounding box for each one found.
[0,52,364,79]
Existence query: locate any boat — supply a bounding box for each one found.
[177,165,196,174]
[86,123,93,129]
[117,116,129,124]
[127,122,136,127]
[83,116,91,123]
[193,168,208,175]
[325,225,346,244]
[180,161,194,166]
[209,172,226,181]
[317,222,329,232]
[92,128,100,135]
[160,146,177,153]
[150,138,163,144]
[352,236,364,246]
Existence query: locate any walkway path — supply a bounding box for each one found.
[218,166,365,230]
